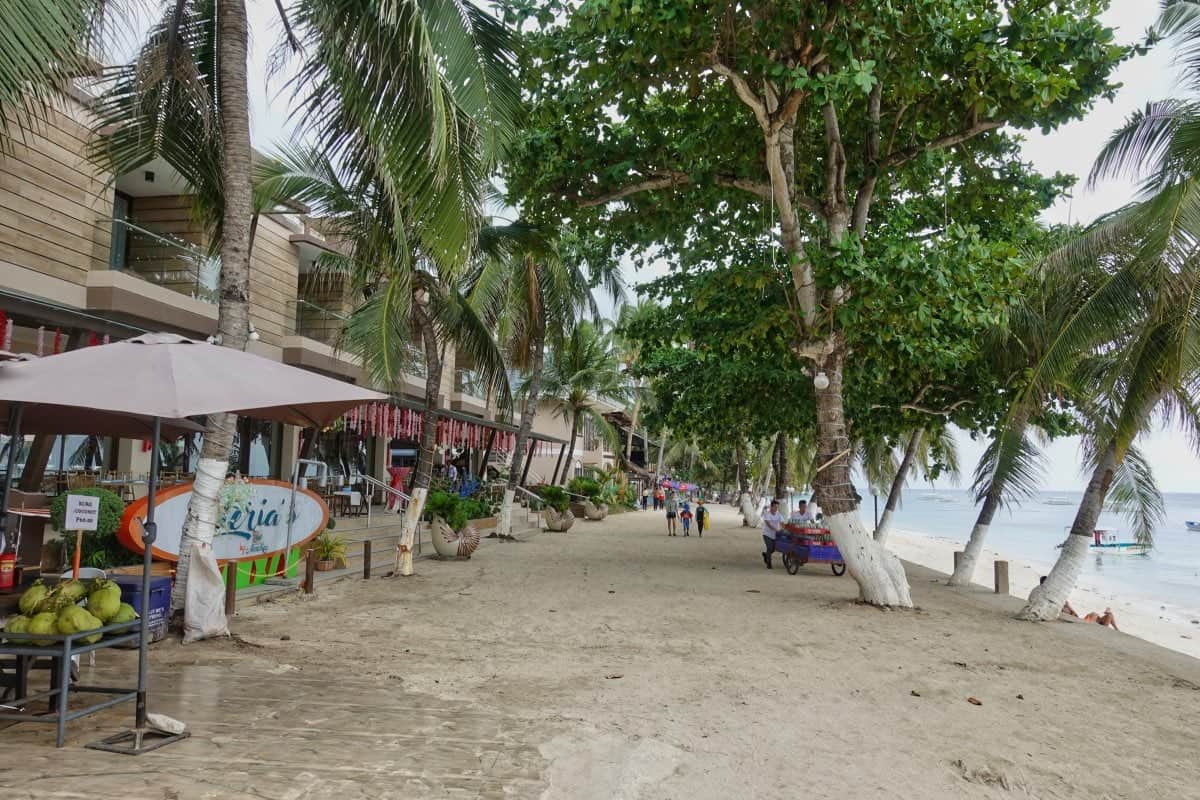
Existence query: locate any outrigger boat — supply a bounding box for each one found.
[1058,528,1149,555]
[1186,520,1200,532]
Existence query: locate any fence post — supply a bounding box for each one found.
[362,539,372,580]
[953,550,963,575]
[224,562,237,617]
[994,560,1010,595]
[304,548,316,595]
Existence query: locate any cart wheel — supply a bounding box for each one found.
[783,553,800,575]
[831,562,846,577]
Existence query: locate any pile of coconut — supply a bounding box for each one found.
[3,578,136,644]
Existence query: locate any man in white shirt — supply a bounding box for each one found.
[789,500,817,526]
[761,498,784,569]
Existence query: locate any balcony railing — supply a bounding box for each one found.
[111,219,219,303]
[454,367,484,399]
[292,298,349,346]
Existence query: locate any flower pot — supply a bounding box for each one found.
[316,559,335,571]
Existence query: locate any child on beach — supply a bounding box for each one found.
[694,500,707,537]
[680,501,693,536]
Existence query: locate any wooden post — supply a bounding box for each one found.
[224,562,237,616]
[362,539,372,580]
[994,560,1009,595]
[953,550,963,575]
[304,548,316,594]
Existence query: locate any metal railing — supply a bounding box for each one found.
[514,485,545,529]
[360,473,410,529]
[111,218,219,303]
[292,298,349,345]
[453,367,485,398]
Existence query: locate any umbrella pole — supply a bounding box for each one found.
[0,403,24,554]
[135,416,160,731]
[87,416,190,755]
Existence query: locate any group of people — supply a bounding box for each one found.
[658,490,708,536]
[759,498,820,569]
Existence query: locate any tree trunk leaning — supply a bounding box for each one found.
[874,428,923,546]
[559,413,580,485]
[774,431,788,501]
[396,309,442,576]
[1018,442,1117,620]
[171,0,253,623]
[949,488,1000,586]
[500,324,544,537]
[625,387,641,464]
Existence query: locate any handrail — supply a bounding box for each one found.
[294,297,349,321]
[514,485,544,529]
[360,473,410,532]
[111,218,219,302]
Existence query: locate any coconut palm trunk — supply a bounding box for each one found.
[499,321,544,537]
[1018,442,1117,620]
[170,0,253,619]
[812,351,911,606]
[949,489,1000,586]
[873,428,924,546]
[655,428,667,478]
[559,412,581,485]
[396,305,443,576]
[625,383,641,464]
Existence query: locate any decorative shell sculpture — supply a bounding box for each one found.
[430,516,481,559]
[544,507,575,532]
[583,500,609,521]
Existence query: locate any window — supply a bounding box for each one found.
[109,192,132,270]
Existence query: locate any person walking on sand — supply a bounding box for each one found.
[641,486,650,511]
[761,499,783,568]
[695,499,708,537]
[664,491,679,536]
[680,500,693,536]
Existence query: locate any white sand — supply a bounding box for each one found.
[888,527,1200,660]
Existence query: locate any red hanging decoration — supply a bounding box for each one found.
[52,328,62,354]
[87,332,100,347]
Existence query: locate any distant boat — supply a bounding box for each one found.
[1044,497,1075,506]
[1058,528,1149,555]
[1186,520,1200,532]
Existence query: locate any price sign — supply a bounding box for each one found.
[64,494,100,531]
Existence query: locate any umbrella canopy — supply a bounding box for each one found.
[0,333,387,427]
[0,401,203,438]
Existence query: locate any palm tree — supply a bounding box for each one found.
[612,301,656,464]
[868,426,960,546]
[469,223,620,535]
[533,321,627,485]
[1007,2,1200,619]
[257,147,513,576]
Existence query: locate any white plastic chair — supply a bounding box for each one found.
[62,568,107,669]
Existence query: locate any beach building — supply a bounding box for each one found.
[0,89,567,498]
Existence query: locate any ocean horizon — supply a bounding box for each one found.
[866,487,1200,613]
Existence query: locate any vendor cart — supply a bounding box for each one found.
[775,525,846,576]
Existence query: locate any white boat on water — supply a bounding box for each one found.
[1186,520,1200,532]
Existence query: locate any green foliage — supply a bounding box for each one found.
[315,531,347,562]
[567,476,602,502]
[49,488,138,569]
[533,484,569,512]
[423,490,470,531]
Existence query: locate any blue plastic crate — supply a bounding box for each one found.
[108,574,171,644]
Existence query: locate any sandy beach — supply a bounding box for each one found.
[888,527,1200,660]
[4,502,1199,799]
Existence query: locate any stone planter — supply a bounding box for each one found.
[568,501,587,518]
[430,515,482,558]
[582,500,609,521]
[544,508,575,532]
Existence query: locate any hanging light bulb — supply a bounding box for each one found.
[813,371,830,391]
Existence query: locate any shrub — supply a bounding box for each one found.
[567,477,602,502]
[423,490,468,531]
[315,531,347,562]
[49,487,138,568]
[460,497,492,521]
[533,484,569,512]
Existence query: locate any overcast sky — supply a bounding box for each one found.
[236,1,1195,492]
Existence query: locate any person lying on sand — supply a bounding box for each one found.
[1039,576,1120,630]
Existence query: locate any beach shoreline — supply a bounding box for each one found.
[889,526,1200,660]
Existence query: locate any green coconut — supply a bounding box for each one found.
[35,592,75,615]
[110,603,137,624]
[18,580,48,615]
[4,614,31,635]
[86,580,122,623]
[27,611,59,645]
[59,606,105,644]
[55,579,87,603]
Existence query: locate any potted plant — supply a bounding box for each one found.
[314,531,346,571]
[535,485,575,532]
[423,491,482,558]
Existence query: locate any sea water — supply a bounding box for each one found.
[880,488,1200,611]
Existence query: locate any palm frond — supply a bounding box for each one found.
[1105,443,1165,547]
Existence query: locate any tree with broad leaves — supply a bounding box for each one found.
[504,0,1128,606]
